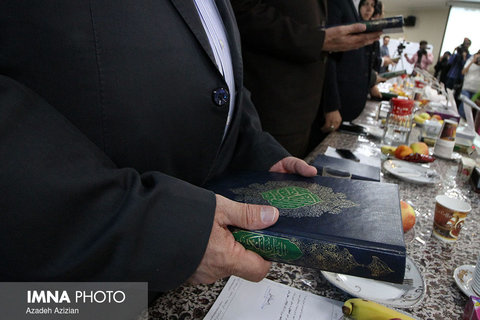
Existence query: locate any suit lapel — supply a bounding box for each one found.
[171,0,243,91]
[170,0,217,67]
[320,0,327,25]
[349,0,360,22]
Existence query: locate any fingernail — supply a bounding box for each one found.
[261,207,276,223]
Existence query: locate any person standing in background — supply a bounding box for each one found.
[446,38,472,90]
[404,40,434,71]
[434,51,452,85]
[380,35,391,73]
[458,51,480,119]
[446,38,472,110]
[323,0,378,123]
[230,0,381,157]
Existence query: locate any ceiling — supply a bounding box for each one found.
[383,0,480,11]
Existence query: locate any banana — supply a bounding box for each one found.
[414,114,426,124]
[342,298,415,320]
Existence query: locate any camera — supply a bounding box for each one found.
[456,43,468,55]
[397,42,406,55]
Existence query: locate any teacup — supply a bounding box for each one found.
[432,195,471,242]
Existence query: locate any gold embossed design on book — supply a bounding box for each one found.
[232,230,303,261]
[231,181,358,218]
[367,256,395,277]
[261,186,321,209]
[311,243,363,273]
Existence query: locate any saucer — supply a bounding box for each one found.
[453,265,480,297]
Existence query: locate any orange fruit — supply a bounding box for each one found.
[394,145,413,159]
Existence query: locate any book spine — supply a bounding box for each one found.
[379,70,407,79]
[363,16,404,33]
[232,228,405,284]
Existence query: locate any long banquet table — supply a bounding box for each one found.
[146,100,480,320]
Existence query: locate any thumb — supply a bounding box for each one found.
[345,23,367,34]
[216,195,279,230]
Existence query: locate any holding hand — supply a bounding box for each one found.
[190,156,316,285]
[323,23,381,52]
[383,56,396,66]
[189,195,279,284]
[269,157,317,177]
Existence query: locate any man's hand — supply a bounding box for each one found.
[269,157,317,177]
[323,23,381,52]
[370,84,382,98]
[383,56,396,66]
[376,75,387,83]
[189,195,279,284]
[321,110,342,133]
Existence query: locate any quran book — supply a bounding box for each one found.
[379,70,407,79]
[312,154,381,182]
[206,172,406,284]
[363,16,404,34]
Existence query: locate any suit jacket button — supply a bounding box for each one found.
[212,87,230,107]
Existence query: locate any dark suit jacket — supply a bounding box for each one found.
[231,0,328,157]
[324,0,372,122]
[0,0,288,291]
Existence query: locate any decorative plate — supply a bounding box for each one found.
[383,159,438,184]
[322,256,425,308]
[453,264,479,297]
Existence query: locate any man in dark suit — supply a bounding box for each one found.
[231,0,381,157]
[0,0,317,292]
[324,0,375,123]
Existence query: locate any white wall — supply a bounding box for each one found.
[441,7,480,55]
[384,8,450,73]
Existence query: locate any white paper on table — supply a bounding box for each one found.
[325,146,381,169]
[204,276,344,320]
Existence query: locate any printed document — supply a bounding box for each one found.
[204,276,344,320]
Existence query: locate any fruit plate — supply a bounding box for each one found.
[322,256,426,308]
[383,159,439,184]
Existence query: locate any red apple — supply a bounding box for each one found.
[400,200,416,232]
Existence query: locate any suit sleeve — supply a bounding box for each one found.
[323,56,341,113]
[231,0,325,62]
[0,75,215,292]
[322,0,344,113]
[228,87,290,171]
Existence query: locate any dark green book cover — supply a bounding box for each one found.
[363,16,404,33]
[205,172,406,284]
[379,70,407,79]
